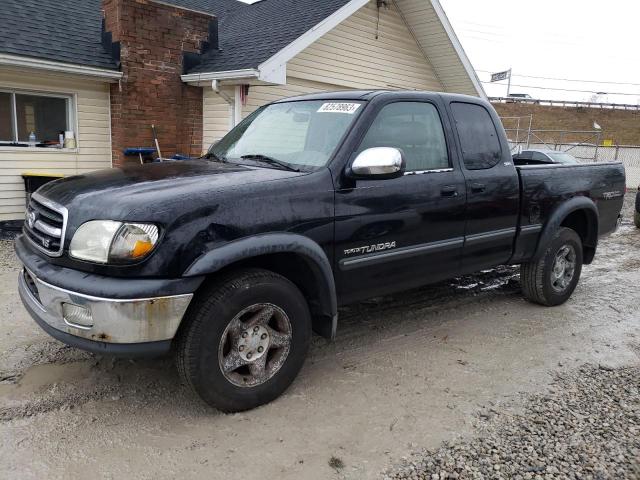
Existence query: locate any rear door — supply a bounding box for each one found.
[449,101,520,273]
[334,99,467,304]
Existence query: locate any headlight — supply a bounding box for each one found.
[70,220,159,264]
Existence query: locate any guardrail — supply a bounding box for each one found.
[490,97,640,111]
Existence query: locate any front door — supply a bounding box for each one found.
[334,100,467,304]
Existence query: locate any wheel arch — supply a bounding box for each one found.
[183,234,337,339]
[534,196,599,264]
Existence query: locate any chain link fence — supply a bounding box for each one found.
[500,116,640,188]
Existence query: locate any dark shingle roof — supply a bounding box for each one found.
[187,0,351,73]
[0,0,349,73]
[0,0,117,69]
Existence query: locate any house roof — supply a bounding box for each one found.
[0,0,346,73]
[0,0,483,96]
[0,0,118,70]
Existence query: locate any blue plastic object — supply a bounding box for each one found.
[123,147,157,156]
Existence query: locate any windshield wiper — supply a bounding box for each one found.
[240,154,300,172]
[203,151,227,163]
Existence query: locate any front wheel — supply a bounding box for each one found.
[521,227,583,306]
[176,269,312,412]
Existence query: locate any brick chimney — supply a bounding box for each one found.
[102,0,214,165]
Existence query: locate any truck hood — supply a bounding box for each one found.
[36,160,306,225]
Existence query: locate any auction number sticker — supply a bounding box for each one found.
[317,102,361,114]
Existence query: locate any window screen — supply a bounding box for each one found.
[357,102,449,172]
[451,102,502,170]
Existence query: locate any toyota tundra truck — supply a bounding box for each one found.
[15,91,626,411]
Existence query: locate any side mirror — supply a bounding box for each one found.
[348,147,405,179]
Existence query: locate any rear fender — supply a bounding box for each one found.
[533,196,599,264]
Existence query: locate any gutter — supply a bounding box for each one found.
[0,53,122,82]
[181,69,261,84]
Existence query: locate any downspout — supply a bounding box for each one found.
[234,85,242,127]
[211,79,237,129]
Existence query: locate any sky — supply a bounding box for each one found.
[439,0,640,104]
[240,0,640,105]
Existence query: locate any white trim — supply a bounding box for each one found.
[428,0,486,98]
[0,147,78,153]
[0,54,122,82]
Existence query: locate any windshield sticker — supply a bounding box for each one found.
[317,103,361,114]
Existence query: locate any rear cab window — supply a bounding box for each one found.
[450,102,502,170]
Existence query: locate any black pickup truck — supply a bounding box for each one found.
[15,91,625,411]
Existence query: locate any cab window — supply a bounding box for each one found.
[357,102,449,172]
[451,102,502,170]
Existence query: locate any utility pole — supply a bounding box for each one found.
[506,68,512,97]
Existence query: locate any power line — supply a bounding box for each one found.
[477,70,640,87]
[480,81,640,96]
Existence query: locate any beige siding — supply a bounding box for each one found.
[0,68,112,221]
[203,86,233,149]
[395,0,479,96]
[287,1,444,91]
[243,78,344,117]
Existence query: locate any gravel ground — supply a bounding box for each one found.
[384,364,640,480]
[0,240,19,272]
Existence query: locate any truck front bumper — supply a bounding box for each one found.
[19,269,193,356]
[15,235,203,357]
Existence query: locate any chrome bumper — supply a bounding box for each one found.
[18,269,193,344]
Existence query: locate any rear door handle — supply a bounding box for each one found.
[440,185,458,197]
[470,182,486,193]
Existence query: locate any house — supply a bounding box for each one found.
[0,0,483,222]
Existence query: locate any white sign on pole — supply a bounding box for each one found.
[490,70,511,82]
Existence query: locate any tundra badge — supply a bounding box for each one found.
[344,241,396,256]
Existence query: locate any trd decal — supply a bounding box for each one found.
[344,241,396,256]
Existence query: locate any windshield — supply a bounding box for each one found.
[208,100,364,170]
[547,151,579,164]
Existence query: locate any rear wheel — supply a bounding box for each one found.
[176,269,312,412]
[521,227,583,306]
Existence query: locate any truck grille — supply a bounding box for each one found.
[23,194,67,257]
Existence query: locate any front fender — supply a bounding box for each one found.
[533,196,599,263]
[183,233,338,338]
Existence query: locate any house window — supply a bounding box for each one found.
[0,89,74,147]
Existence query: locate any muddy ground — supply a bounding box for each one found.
[0,195,638,480]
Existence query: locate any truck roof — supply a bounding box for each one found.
[274,90,484,104]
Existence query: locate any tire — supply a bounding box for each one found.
[176,268,312,412]
[521,227,583,306]
[634,210,640,229]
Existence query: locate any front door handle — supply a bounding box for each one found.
[470,182,486,193]
[440,185,458,197]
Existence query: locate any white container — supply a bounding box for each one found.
[63,131,76,149]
